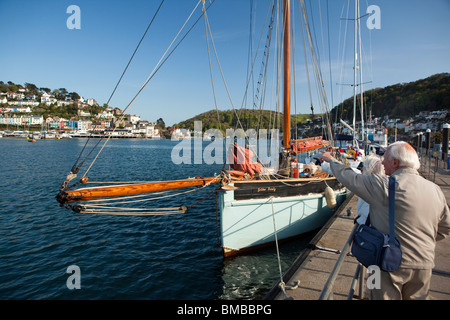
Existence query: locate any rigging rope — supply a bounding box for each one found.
[270,197,288,299]
[105,0,166,108]
[60,1,338,218]
[199,0,335,176]
[336,0,351,129]
[64,0,217,186]
[79,208,187,216]
[71,135,94,174]
[202,0,221,132]
[326,0,335,118]
[68,1,165,182]
[239,0,276,132]
[202,7,244,133]
[81,187,203,205]
[298,0,334,145]
[82,0,204,179]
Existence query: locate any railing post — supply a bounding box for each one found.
[359,265,365,299]
[347,263,361,300]
[319,224,358,300]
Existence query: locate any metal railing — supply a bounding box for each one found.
[417,148,449,183]
[318,223,366,300]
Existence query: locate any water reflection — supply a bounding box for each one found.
[219,234,314,300]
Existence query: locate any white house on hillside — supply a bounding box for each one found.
[128,114,140,124]
[77,109,91,117]
[41,92,57,105]
[86,98,97,106]
[97,110,114,119]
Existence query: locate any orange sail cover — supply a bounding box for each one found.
[228,144,263,176]
[291,137,328,153]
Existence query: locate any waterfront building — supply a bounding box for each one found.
[77,120,91,131]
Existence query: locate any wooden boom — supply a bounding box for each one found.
[57,177,219,204]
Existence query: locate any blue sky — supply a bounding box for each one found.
[1,0,449,126]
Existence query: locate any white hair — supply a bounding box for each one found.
[362,155,384,175]
[385,141,420,170]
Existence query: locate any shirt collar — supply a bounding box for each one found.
[391,167,418,177]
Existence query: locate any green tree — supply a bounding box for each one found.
[156,118,166,129]
[69,92,81,101]
[25,83,38,94]
[58,88,68,100]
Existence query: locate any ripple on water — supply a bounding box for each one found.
[0,139,309,299]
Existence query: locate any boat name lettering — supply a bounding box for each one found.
[257,187,276,193]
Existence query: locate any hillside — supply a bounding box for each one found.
[330,73,450,121]
[173,109,318,133]
[174,73,450,132]
[0,81,106,120]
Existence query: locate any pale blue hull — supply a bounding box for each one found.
[219,187,348,257]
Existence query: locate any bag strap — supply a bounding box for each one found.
[388,176,396,244]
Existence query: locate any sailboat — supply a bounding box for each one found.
[56,0,349,258]
[334,0,387,166]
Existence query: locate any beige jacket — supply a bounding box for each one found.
[330,160,450,269]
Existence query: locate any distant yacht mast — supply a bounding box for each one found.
[352,0,365,141]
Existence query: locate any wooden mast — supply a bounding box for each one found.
[282,0,291,149]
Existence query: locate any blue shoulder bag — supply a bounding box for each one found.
[351,176,402,272]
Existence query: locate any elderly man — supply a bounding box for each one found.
[320,141,450,300]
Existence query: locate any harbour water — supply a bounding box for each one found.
[0,138,313,300]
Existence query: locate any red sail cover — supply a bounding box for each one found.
[291,137,327,153]
[228,144,263,176]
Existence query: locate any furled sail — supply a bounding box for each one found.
[291,136,328,154]
[228,143,264,176]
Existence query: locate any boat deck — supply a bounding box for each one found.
[265,165,450,300]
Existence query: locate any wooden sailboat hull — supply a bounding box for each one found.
[218,178,349,257]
